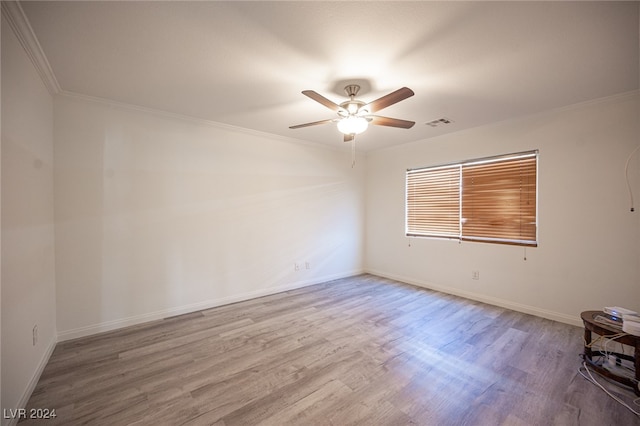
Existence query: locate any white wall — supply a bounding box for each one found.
[1,13,57,419]
[54,95,365,339]
[365,92,640,325]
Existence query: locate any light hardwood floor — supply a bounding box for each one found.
[22,274,640,425]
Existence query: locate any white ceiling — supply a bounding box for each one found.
[20,1,639,151]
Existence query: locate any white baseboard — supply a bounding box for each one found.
[57,270,363,342]
[366,269,583,327]
[2,337,57,426]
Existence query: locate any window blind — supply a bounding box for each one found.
[461,154,537,245]
[406,165,460,238]
[406,151,537,246]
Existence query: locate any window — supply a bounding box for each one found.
[406,151,538,246]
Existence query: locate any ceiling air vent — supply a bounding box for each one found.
[426,118,453,127]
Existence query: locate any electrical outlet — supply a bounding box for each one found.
[32,325,38,346]
[472,271,480,280]
[294,263,300,271]
[305,262,310,270]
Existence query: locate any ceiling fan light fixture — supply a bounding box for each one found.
[337,116,368,135]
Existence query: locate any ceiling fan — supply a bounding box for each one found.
[290,84,415,142]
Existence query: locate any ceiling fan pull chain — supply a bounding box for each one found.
[351,137,356,168]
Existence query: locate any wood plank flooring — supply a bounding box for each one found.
[21,274,640,425]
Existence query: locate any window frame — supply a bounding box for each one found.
[406,150,538,247]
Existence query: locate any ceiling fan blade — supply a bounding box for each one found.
[365,87,414,113]
[289,118,335,129]
[370,115,415,129]
[343,134,355,143]
[302,90,343,112]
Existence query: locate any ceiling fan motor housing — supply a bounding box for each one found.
[339,84,367,115]
[339,100,367,116]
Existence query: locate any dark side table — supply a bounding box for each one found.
[581,310,640,396]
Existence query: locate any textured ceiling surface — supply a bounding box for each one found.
[20,1,640,151]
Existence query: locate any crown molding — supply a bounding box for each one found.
[58,89,348,152]
[379,90,640,153]
[2,0,61,94]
